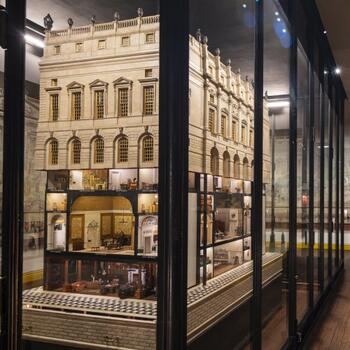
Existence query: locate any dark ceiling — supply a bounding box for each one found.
[316,0,350,117]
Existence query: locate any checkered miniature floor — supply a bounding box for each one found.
[23,253,281,320]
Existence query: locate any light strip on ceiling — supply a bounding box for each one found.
[24,34,45,49]
[267,100,290,108]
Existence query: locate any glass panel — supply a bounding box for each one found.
[324,84,330,287]
[262,1,290,348]
[23,2,160,349]
[314,73,321,301]
[0,0,4,334]
[188,1,255,348]
[296,45,310,322]
[332,94,338,270]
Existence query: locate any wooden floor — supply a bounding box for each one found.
[305,255,350,350]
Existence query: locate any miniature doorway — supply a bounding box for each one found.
[51,215,66,250]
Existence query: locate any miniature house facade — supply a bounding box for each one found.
[34,14,271,297]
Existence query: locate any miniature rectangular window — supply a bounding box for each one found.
[232,120,237,141]
[53,45,61,55]
[143,86,154,115]
[75,42,83,52]
[71,92,82,120]
[208,109,215,134]
[118,88,129,117]
[145,69,153,77]
[94,90,104,119]
[50,94,59,121]
[51,79,57,87]
[145,33,155,43]
[209,94,215,104]
[249,129,254,147]
[121,36,130,47]
[209,66,213,75]
[221,115,227,137]
[98,39,106,50]
[241,124,247,144]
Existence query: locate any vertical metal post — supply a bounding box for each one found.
[335,93,340,268]
[340,98,345,263]
[308,36,315,308]
[328,82,333,279]
[1,0,26,348]
[157,0,189,348]
[288,0,298,345]
[202,175,208,285]
[319,65,325,293]
[252,0,263,348]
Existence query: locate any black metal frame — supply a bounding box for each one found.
[251,0,264,348]
[287,0,298,346]
[340,98,345,263]
[156,0,189,349]
[328,78,334,280]
[1,0,26,348]
[318,54,326,294]
[307,27,315,310]
[0,0,347,349]
[335,90,340,268]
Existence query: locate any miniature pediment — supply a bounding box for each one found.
[67,81,84,90]
[113,77,133,86]
[89,79,108,88]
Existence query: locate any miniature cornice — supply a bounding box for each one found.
[45,86,62,92]
[138,77,158,83]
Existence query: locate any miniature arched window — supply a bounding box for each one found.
[142,135,154,162]
[223,151,230,178]
[243,157,249,180]
[71,138,81,165]
[251,160,254,180]
[93,137,104,164]
[48,139,59,165]
[210,148,219,176]
[233,154,240,179]
[117,136,129,163]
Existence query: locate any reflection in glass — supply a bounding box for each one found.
[262,0,290,348]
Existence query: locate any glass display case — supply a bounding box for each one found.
[0,0,344,348]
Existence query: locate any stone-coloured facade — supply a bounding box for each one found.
[35,14,270,182]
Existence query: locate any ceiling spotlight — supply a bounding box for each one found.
[324,70,328,75]
[335,67,341,75]
[282,28,287,33]
[242,3,247,8]
[323,30,327,34]
[276,17,281,22]
[275,11,279,16]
